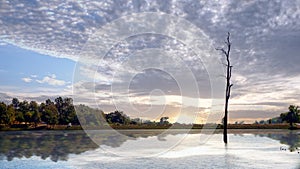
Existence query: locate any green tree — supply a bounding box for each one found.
[55,97,64,124]
[75,104,105,127]
[54,97,78,125]
[283,105,299,129]
[160,117,169,125]
[0,102,7,125]
[12,98,24,124]
[19,100,29,124]
[62,98,75,124]
[0,102,15,126]
[63,100,78,124]
[12,98,20,110]
[6,105,15,125]
[41,99,58,129]
[15,111,24,124]
[24,111,33,125]
[106,110,130,125]
[29,101,40,127]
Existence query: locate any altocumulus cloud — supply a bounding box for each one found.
[1,0,300,122]
[21,74,67,86]
[21,77,33,83]
[36,74,67,86]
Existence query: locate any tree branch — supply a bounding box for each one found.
[216,32,233,144]
[216,47,227,56]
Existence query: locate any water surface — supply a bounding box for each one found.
[0,129,299,169]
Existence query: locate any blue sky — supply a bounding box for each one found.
[0,44,74,85]
[0,0,300,123]
[0,44,74,100]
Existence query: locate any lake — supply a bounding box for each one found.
[0,129,299,169]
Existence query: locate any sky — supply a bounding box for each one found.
[0,0,300,124]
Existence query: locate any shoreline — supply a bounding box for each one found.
[0,124,294,131]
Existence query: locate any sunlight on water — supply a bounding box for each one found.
[68,132,299,169]
[0,130,299,169]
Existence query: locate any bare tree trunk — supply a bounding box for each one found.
[216,32,233,144]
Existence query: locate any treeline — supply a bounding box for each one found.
[0,97,79,128]
[75,104,169,127]
[253,105,300,129]
[0,97,170,129]
[280,105,300,128]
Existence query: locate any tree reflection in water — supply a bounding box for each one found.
[0,131,99,162]
[0,130,175,162]
[263,131,300,152]
[236,130,300,153]
[1,130,299,162]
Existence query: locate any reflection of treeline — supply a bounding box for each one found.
[0,130,199,162]
[0,131,98,162]
[256,131,300,152]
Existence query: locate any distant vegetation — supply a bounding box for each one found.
[254,105,300,129]
[0,97,299,130]
[0,97,79,129]
[280,105,299,129]
[0,97,170,130]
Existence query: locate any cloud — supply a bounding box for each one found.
[0,0,297,63]
[21,77,33,83]
[1,0,300,123]
[21,75,37,83]
[0,41,7,46]
[0,85,73,103]
[30,74,37,78]
[36,74,67,86]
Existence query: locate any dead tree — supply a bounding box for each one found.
[216,32,233,144]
